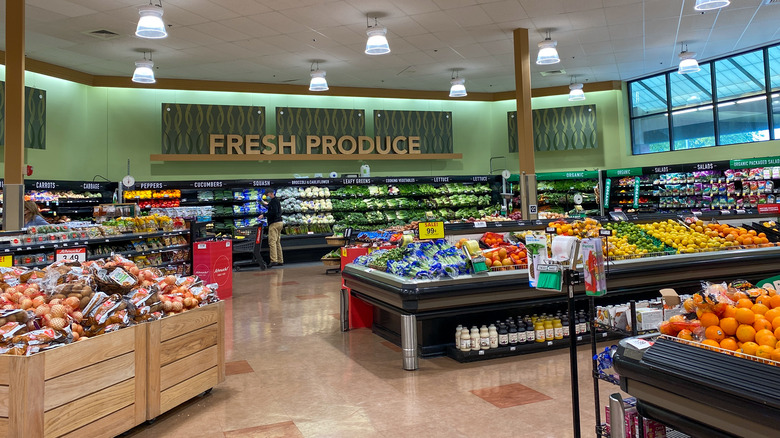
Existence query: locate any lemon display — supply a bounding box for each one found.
[638,219,724,254]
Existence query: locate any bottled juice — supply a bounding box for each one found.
[534,321,545,342]
[553,319,563,340]
[544,320,554,341]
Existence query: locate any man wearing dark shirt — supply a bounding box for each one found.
[264,190,284,266]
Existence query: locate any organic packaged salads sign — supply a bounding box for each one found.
[160,104,457,159]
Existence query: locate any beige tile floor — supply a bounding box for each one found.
[124,265,629,438]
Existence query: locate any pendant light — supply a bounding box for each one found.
[309,62,328,92]
[694,0,730,11]
[677,44,700,75]
[536,31,560,65]
[449,70,467,98]
[568,77,585,101]
[365,17,390,55]
[132,51,155,84]
[136,1,167,39]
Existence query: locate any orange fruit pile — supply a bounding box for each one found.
[705,223,774,247]
[669,284,780,364]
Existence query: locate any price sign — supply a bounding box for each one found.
[528,204,538,214]
[0,256,11,268]
[473,221,487,228]
[598,229,613,237]
[545,227,557,234]
[418,221,445,239]
[55,247,86,263]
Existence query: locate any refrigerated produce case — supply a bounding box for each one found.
[613,335,780,438]
[341,245,780,369]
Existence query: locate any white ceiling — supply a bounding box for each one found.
[1,0,779,93]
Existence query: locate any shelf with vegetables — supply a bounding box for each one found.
[530,173,602,218]
[23,181,117,222]
[0,216,193,275]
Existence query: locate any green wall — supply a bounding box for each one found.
[2,65,779,182]
[98,89,500,181]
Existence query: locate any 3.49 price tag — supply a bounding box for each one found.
[418,221,445,239]
[55,247,86,263]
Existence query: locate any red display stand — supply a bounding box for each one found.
[340,245,395,329]
[193,240,233,299]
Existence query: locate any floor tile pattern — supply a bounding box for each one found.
[124,264,629,438]
[471,382,553,408]
[225,360,255,376]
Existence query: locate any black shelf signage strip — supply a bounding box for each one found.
[24,179,117,192]
[127,175,499,191]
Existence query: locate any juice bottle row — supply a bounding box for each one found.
[455,310,591,352]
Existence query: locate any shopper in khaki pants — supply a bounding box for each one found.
[265,190,284,266]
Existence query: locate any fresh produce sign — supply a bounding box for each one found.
[209,134,423,156]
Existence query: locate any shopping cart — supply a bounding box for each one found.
[232,225,267,271]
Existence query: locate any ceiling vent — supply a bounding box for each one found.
[83,29,120,40]
[540,69,566,76]
[764,0,780,4]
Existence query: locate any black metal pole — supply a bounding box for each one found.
[590,296,601,434]
[567,270,582,438]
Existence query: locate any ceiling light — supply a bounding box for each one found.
[449,71,467,98]
[568,82,585,101]
[365,17,390,55]
[677,44,700,74]
[536,31,560,65]
[694,0,731,11]
[136,2,167,39]
[309,63,328,92]
[132,54,155,84]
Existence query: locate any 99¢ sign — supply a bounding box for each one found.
[418,221,445,240]
[55,247,87,262]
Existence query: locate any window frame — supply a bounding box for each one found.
[628,43,779,155]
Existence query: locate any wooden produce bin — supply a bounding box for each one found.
[146,301,225,420]
[0,324,147,438]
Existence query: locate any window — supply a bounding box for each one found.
[767,45,779,90]
[718,97,769,145]
[671,63,712,109]
[672,106,715,150]
[629,43,779,155]
[632,114,670,154]
[630,75,667,117]
[772,93,780,140]
[715,50,765,100]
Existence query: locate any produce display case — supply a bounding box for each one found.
[605,157,780,215]
[24,180,117,223]
[527,171,603,219]
[613,334,780,437]
[146,301,225,421]
[0,323,147,437]
[342,245,780,369]
[0,223,193,275]
[125,176,502,264]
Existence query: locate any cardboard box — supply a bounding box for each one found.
[660,288,685,320]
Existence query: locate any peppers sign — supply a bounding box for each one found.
[418,222,444,240]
